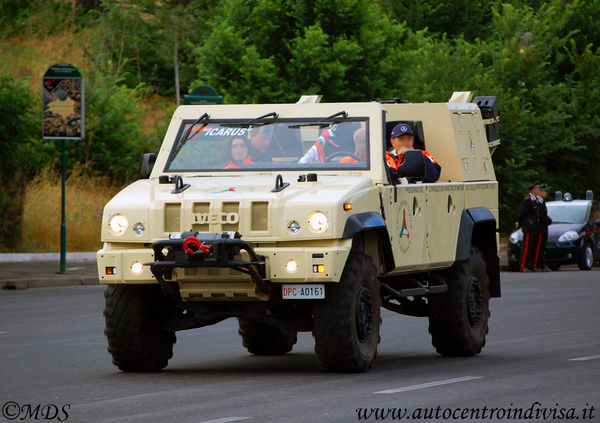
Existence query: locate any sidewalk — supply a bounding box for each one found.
[0,253,98,290]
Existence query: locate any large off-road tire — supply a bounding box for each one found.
[578,243,594,271]
[312,251,381,372]
[104,284,176,371]
[238,318,297,355]
[428,246,490,356]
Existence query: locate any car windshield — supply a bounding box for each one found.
[547,203,589,224]
[165,119,369,172]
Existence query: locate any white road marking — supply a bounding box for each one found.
[374,376,483,394]
[0,332,8,334]
[569,354,600,361]
[197,417,250,423]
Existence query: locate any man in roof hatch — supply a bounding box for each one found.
[386,123,441,183]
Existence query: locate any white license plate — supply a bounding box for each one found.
[282,284,325,299]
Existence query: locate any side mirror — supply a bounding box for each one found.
[396,149,425,178]
[138,153,156,179]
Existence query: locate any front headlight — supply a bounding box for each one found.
[509,230,522,244]
[307,211,329,233]
[108,214,128,236]
[558,231,579,243]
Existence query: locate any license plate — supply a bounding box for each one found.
[282,284,325,299]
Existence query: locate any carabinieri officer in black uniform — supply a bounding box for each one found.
[518,181,543,272]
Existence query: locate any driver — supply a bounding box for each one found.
[339,128,367,163]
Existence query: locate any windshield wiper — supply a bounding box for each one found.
[288,111,348,128]
[174,113,210,155]
[242,112,279,126]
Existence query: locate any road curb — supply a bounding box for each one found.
[0,252,97,263]
[1,276,99,290]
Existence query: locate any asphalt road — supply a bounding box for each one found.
[1,268,598,423]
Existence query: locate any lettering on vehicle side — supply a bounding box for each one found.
[193,212,240,224]
[405,187,426,194]
[466,182,496,190]
[427,184,463,192]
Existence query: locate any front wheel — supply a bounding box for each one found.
[312,251,381,372]
[428,246,490,356]
[578,244,594,270]
[104,284,176,371]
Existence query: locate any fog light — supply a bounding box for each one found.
[285,260,298,273]
[131,262,143,274]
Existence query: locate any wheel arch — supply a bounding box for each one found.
[455,207,501,297]
[342,212,395,274]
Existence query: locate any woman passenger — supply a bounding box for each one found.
[222,136,253,169]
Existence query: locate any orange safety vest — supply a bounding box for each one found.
[339,155,360,163]
[223,156,254,169]
[386,150,438,170]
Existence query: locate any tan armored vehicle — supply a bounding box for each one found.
[98,92,501,372]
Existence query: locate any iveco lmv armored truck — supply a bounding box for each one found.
[98,92,501,372]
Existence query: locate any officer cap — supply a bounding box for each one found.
[391,123,413,138]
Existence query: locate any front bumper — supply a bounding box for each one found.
[97,234,352,301]
[545,241,583,265]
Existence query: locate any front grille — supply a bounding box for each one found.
[190,201,240,233]
[251,201,268,231]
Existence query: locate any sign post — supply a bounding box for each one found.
[42,63,85,274]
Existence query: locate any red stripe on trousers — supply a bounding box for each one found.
[521,233,530,270]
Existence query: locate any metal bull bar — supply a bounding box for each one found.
[147,231,269,298]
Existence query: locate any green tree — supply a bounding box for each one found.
[70,67,154,182]
[0,75,52,250]
[192,0,405,103]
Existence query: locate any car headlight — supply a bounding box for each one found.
[509,230,522,244]
[558,231,579,243]
[307,211,329,233]
[108,214,128,236]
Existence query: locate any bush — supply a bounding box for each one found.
[0,74,52,251]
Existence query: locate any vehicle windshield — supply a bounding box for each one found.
[547,202,589,224]
[165,119,369,172]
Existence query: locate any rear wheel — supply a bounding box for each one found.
[104,284,176,371]
[428,246,490,356]
[313,251,381,372]
[578,244,594,270]
[238,318,297,355]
